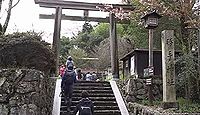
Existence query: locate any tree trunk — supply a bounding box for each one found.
[0,0,2,12]
[180,15,191,102]
[180,13,200,101]
[198,29,200,101]
[180,17,190,53]
[185,71,189,106]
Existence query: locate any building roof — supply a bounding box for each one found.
[141,11,162,19]
[120,49,162,61]
[120,49,182,61]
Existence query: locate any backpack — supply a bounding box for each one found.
[67,61,74,69]
[79,98,92,115]
[63,70,75,86]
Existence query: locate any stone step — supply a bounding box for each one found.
[73,90,113,94]
[94,110,121,115]
[60,110,121,115]
[61,97,116,101]
[60,105,119,111]
[74,86,112,90]
[61,100,118,106]
[76,80,109,84]
[72,93,115,97]
[74,83,111,87]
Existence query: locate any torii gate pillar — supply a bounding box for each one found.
[109,13,119,79]
[52,7,62,76]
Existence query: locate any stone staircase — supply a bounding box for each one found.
[60,80,122,115]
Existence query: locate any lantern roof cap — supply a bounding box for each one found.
[141,11,162,20]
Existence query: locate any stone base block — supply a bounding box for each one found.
[162,102,179,109]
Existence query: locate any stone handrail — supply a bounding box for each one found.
[52,79,61,115]
[110,80,129,115]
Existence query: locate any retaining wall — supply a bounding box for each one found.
[0,69,56,115]
[128,102,199,115]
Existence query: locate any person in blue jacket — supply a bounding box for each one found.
[61,64,77,111]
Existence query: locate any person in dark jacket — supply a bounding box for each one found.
[61,64,77,111]
[65,56,74,69]
[74,91,94,115]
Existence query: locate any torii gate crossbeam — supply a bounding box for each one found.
[35,0,134,11]
[39,14,130,23]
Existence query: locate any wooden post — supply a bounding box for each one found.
[148,29,154,105]
[52,7,62,76]
[198,29,200,100]
[109,13,119,79]
[149,29,153,67]
[161,30,178,109]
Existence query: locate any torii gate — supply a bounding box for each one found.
[34,0,134,79]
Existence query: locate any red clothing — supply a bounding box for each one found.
[59,66,65,77]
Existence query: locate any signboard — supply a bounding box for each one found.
[143,66,154,78]
[146,78,152,85]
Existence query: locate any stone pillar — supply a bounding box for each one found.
[52,7,62,76]
[109,13,119,79]
[161,30,178,109]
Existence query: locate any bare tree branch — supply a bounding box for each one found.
[1,0,20,34]
[2,0,13,34]
[12,0,20,9]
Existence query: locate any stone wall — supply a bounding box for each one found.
[128,103,199,115]
[121,76,162,103]
[0,69,56,115]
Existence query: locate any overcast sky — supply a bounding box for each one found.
[1,0,123,43]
